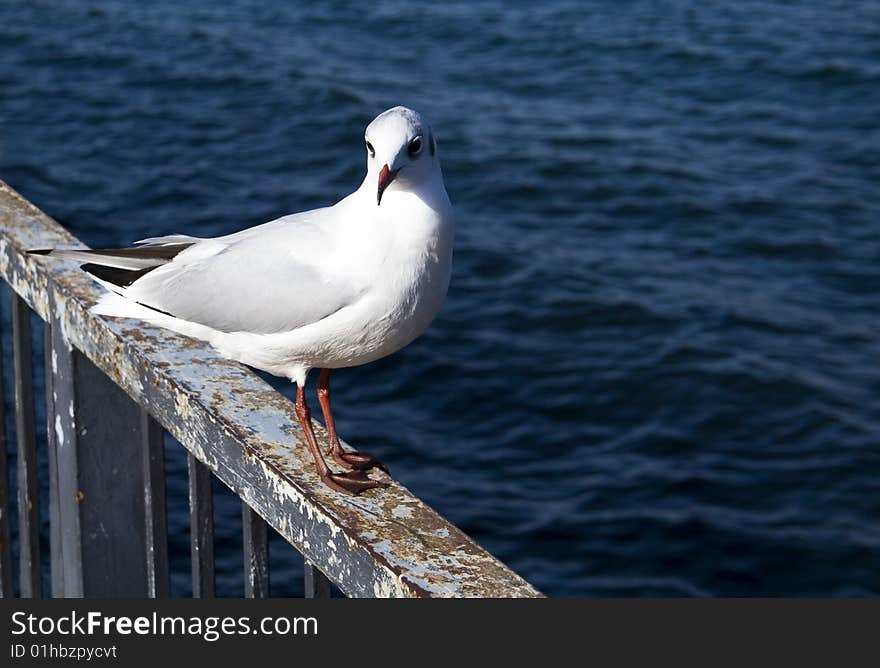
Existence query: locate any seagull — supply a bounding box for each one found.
[31,106,454,494]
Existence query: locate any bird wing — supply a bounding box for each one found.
[124,214,360,334]
[119,211,363,334]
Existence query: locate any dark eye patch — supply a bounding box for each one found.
[408,136,423,157]
[366,140,375,157]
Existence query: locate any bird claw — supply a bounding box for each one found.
[331,449,390,474]
[321,470,386,495]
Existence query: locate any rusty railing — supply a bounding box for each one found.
[0,179,540,598]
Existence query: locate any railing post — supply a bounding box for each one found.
[13,294,41,598]
[142,409,169,598]
[48,310,160,597]
[188,454,214,598]
[304,562,331,598]
[0,293,13,597]
[242,502,269,598]
[44,321,64,596]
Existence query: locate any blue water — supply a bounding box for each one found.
[2,1,879,596]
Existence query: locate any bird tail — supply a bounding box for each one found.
[28,240,196,289]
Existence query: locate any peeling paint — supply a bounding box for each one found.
[54,414,64,448]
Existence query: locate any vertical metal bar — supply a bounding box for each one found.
[0,293,13,597]
[188,453,214,598]
[44,321,63,596]
[50,317,154,597]
[142,410,169,598]
[12,294,40,598]
[242,502,269,598]
[303,561,331,598]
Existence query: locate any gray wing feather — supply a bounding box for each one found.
[124,217,359,334]
[40,248,170,270]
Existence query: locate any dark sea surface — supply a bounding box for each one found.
[1,0,879,596]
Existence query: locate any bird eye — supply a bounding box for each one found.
[407,136,423,157]
[366,140,375,158]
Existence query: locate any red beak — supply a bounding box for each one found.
[377,164,400,206]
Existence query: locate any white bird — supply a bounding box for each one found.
[32,106,454,494]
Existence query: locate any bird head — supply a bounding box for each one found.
[364,106,439,206]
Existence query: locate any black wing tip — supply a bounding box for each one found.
[27,248,53,255]
[81,263,159,289]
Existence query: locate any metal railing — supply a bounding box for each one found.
[0,179,541,598]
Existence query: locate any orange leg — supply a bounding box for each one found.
[317,368,389,474]
[294,383,382,494]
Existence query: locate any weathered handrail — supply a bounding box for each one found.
[0,179,540,598]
